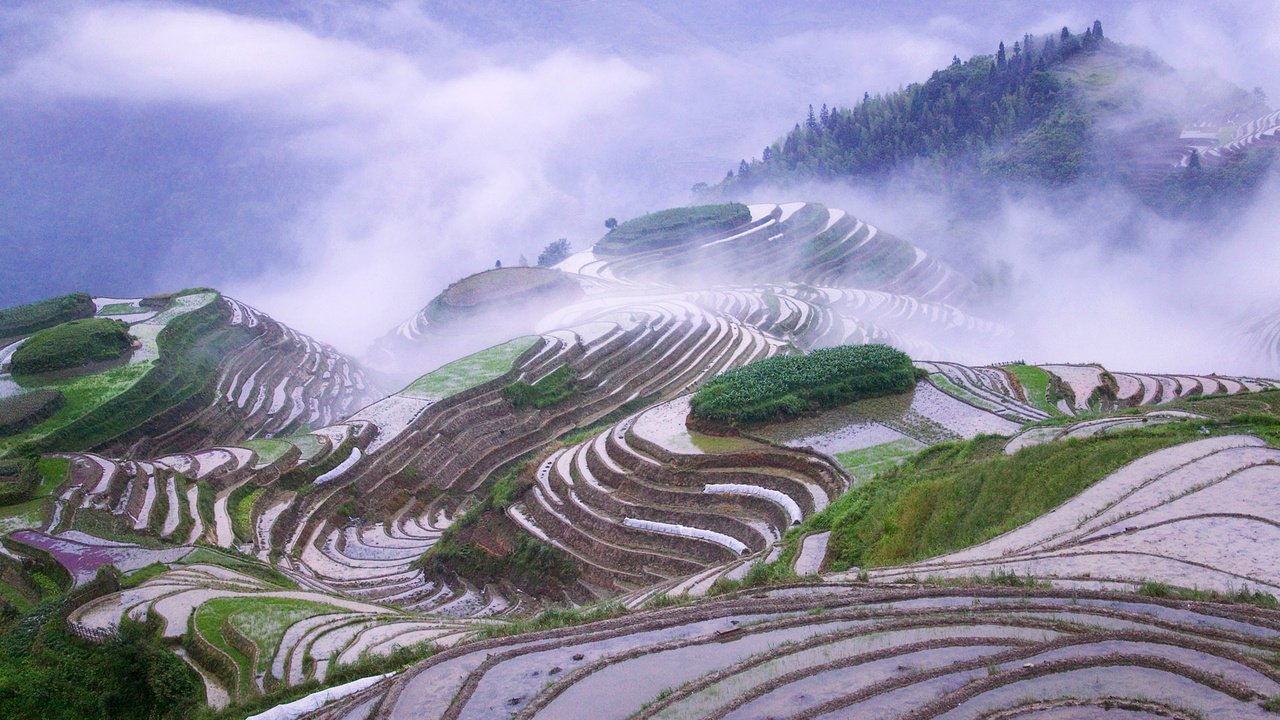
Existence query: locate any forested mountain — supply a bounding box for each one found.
[716,21,1276,215]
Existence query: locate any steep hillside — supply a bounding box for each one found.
[367,267,586,379]
[0,291,379,459]
[717,21,1275,216]
[1,201,1277,719]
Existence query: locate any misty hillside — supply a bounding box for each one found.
[718,21,1276,215]
[5,5,1280,720]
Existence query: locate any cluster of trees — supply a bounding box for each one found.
[723,21,1108,188]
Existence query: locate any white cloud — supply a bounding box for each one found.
[3,2,654,352]
[3,0,1275,375]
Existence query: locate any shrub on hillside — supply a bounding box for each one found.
[691,344,916,426]
[0,457,40,506]
[0,293,95,339]
[595,203,751,256]
[505,364,575,409]
[9,318,133,376]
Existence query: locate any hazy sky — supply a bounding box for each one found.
[1,0,1277,358]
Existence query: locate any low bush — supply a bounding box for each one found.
[691,344,916,426]
[505,364,576,409]
[9,319,132,376]
[0,457,40,506]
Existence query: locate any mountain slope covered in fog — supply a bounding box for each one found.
[718,21,1275,217]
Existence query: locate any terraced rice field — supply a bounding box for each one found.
[4,199,1279,718]
[304,585,1280,720]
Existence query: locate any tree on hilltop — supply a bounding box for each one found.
[537,238,572,267]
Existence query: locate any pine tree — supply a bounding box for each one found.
[997,41,1006,68]
[762,146,773,162]
[1092,20,1103,41]
[819,103,830,127]
[1061,26,1070,41]
[806,104,818,131]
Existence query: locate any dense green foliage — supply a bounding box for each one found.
[595,203,752,256]
[537,238,572,267]
[505,364,576,409]
[691,344,916,426]
[0,293,95,339]
[0,604,200,719]
[0,389,65,435]
[0,457,40,506]
[726,28,1103,188]
[805,424,1204,571]
[1150,147,1279,215]
[720,21,1274,213]
[10,319,132,376]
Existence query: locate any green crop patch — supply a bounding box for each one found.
[401,336,538,401]
[9,318,133,376]
[835,437,924,483]
[595,203,752,256]
[1005,364,1062,415]
[691,344,916,426]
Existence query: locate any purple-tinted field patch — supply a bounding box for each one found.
[10,530,189,585]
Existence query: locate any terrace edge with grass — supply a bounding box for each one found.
[594,202,752,256]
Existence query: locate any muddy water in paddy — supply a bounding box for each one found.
[753,404,910,456]
[535,619,880,720]
[659,625,1058,720]
[1027,640,1280,693]
[1016,709,1189,719]
[457,613,792,720]
[815,666,991,718]
[931,665,1277,720]
[726,645,1006,720]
